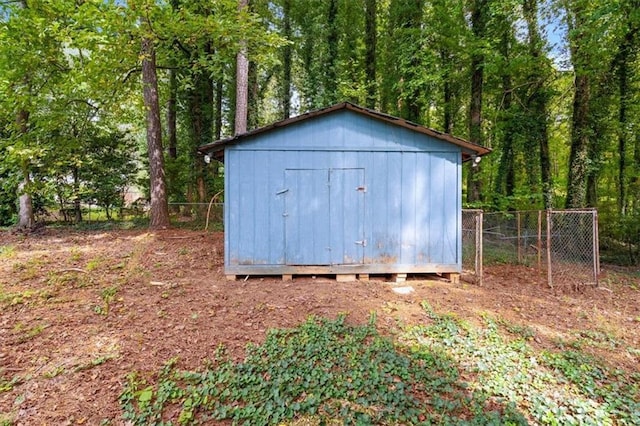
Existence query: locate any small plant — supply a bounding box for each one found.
[69,247,83,262]
[75,355,114,372]
[43,366,65,379]
[12,258,44,280]
[95,286,118,316]
[0,373,23,393]
[0,245,16,259]
[13,322,46,343]
[86,258,102,272]
[496,316,536,340]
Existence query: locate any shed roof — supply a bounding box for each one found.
[198,102,491,162]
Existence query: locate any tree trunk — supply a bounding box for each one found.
[248,60,259,130]
[282,0,292,118]
[167,68,177,159]
[214,79,223,140]
[364,0,377,109]
[467,0,487,203]
[234,0,249,135]
[565,72,591,208]
[494,23,515,203]
[523,0,552,208]
[73,166,82,223]
[325,0,339,104]
[441,49,453,134]
[188,72,214,205]
[141,37,170,229]
[16,109,34,230]
[613,6,639,214]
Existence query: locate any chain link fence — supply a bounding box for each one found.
[462,209,483,285]
[475,209,600,288]
[42,202,224,231]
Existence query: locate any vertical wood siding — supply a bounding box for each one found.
[225,110,462,271]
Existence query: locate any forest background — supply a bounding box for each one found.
[1,0,639,264]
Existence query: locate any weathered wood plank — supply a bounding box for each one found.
[336,274,357,282]
[442,272,460,284]
[225,264,461,275]
[391,273,407,283]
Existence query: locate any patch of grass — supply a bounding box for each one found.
[0,374,23,393]
[43,365,65,379]
[94,286,118,316]
[75,355,115,372]
[0,287,37,307]
[69,247,83,262]
[120,315,526,425]
[13,322,47,343]
[0,245,16,259]
[12,257,45,280]
[86,257,102,271]
[0,413,16,426]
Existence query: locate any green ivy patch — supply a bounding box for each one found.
[120,314,525,425]
[402,302,640,426]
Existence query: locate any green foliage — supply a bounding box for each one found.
[403,304,640,425]
[120,315,527,424]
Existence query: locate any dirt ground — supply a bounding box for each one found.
[0,228,639,425]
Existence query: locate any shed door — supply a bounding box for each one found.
[284,168,365,265]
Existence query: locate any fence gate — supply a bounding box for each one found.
[462,209,483,285]
[547,209,600,288]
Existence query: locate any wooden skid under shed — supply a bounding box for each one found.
[225,272,460,284]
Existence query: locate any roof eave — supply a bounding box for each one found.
[198,102,492,160]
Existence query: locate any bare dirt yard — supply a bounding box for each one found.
[1,228,639,424]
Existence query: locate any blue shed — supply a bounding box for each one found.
[199,102,490,281]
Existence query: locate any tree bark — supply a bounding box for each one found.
[214,79,223,140]
[141,37,170,229]
[364,0,377,109]
[523,0,552,208]
[467,0,487,203]
[565,72,591,208]
[234,0,249,135]
[325,0,339,104]
[281,0,292,118]
[167,68,177,159]
[613,3,639,214]
[16,109,34,230]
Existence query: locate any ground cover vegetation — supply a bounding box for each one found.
[0,0,639,263]
[0,229,638,424]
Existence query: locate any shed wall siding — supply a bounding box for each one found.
[225,149,461,272]
[226,110,456,153]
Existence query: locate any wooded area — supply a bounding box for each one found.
[1,0,639,264]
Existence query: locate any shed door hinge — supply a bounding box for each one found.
[356,186,367,192]
[355,240,367,247]
[276,188,289,195]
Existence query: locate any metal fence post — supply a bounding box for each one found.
[546,209,553,288]
[593,210,599,286]
[478,210,483,286]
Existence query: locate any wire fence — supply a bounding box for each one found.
[42,203,599,288]
[43,202,224,231]
[462,209,483,285]
[474,209,600,288]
